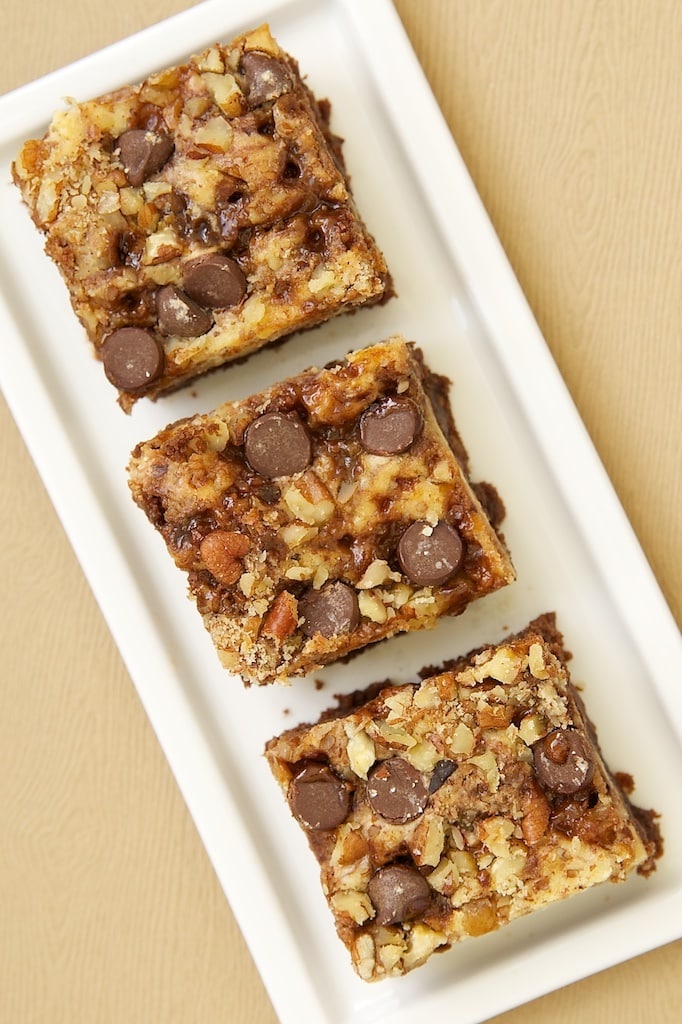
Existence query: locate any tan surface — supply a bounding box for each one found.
[0,0,679,1021]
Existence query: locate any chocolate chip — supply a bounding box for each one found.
[116,229,144,268]
[302,226,325,253]
[153,188,187,216]
[429,759,457,794]
[257,114,275,136]
[215,175,248,209]
[367,864,432,927]
[255,482,281,505]
[367,758,429,823]
[533,728,595,795]
[136,102,166,134]
[240,52,292,105]
[182,254,247,309]
[289,762,351,830]
[307,207,350,250]
[359,396,421,455]
[299,582,359,639]
[156,285,213,337]
[397,520,463,586]
[243,411,312,479]
[282,158,301,179]
[117,128,174,187]
[188,217,219,246]
[101,328,164,392]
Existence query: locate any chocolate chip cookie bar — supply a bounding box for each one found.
[12,25,391,411]
[265,614,661,980]
[127,335,515,685]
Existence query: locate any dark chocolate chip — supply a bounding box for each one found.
[533,728,595,795]
[182,254,247,309]
[397,520,463,586]
[367,864,432,927]
[359,396,421,455]
[188,217,219,246]
[254,482,281,505]
[299,582,359,639]
[429,759,457,794]
[289,762,351,830]
[153,188,187,216]
[257,114,275,135]
[367,757,429,823]
[101,327,164,392]
[240,52,292,105]
[117,128,174,187]
[156,285,214,337]
[302,226,325,253]
[115,287,157,323]
[215,175,248,209]
[116,229,145,268]
[282,158,301,179]
[244,411,312,478]
[136,102,166,134]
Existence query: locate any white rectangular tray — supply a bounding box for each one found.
[1,2,680,1022]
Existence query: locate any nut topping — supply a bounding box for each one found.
[199,530,250,586]
[346,729,376,780]
[261,590,299,640]
[521,779,552,844]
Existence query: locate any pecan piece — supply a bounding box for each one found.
[521,779,551,845]
[200,530,250,586]
[477,703,514,730]
[261,590,299,640]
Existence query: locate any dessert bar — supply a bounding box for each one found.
[12,25,391,410]
[265,614,661,980]
[128,335,515,684]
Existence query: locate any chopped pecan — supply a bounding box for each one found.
[461,897,497,937]
[261,590,299,640]
[521,779,551,845]
[200,530,250,586]
[477,703,514,729]
[335,827,369,867]
[551,795,618,847]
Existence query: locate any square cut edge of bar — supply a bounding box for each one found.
[12,24,392,410]
[264,612,661,980]
[127,335,515,684]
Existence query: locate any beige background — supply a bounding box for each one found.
[1,1,680,1021]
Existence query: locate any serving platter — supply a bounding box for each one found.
[0,1,680,1022]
